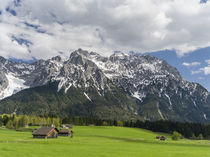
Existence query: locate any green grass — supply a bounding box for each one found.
[0,126,210,157]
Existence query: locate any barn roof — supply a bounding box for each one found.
[33,127,58,136]
[61,124,73,128]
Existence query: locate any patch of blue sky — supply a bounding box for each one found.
[24,22,39,29]
[114,51,121,53]
[11,36,32,47]
[9,57,37,64]
[5,7,16,16]
[13,0,22,7]
[58,51,64,55]
[200,0,208,3]
[36,30,46,34]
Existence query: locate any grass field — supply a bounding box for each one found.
[0,126,210,157]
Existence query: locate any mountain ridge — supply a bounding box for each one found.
[0,49,210,122]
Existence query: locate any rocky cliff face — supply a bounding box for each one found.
[0,49,209,122]
[0,70,8,97]
[84,51,210,122]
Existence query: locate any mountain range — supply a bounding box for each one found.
[0,49,210,123]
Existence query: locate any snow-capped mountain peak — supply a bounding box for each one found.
[0,49,210,123]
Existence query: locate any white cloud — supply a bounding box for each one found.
[194,58,210,75]
[191,70,202,75]
[1,0,210,59]
[194,59,210,75]
[201,66,210,75]
[183,62,201,67]
[192,67,210,75]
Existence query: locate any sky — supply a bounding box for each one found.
[0,0,210,90]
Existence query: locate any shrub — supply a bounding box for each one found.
[102,121,108,126]
[190,133,196,140]
[172,131,182,140]
[6,120,14,129]
[198,133,204,140]
[117,120,123,127]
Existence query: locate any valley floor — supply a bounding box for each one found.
[0,126,210,157]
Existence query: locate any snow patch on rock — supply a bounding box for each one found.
[57,77,67,92]
[132,91,146,101]
[84,92,92,101]
[192,100,197,107]
[157,103,164,120]
[0,73,29,99]
[165,93,173,110]
[204,114,207,120]
[65,83,72,93]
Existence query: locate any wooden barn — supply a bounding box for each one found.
[32,127,59,139]
[58,129,73,137]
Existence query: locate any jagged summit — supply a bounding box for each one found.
[0,49,209,122]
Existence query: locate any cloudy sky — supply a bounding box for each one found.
[0,0,210,90]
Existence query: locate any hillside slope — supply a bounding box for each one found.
[0,81,138,120]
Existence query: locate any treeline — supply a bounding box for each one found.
[62,116,124,126]
[124,120,210,139]
[0,114,61,129]
[63,117,210,140]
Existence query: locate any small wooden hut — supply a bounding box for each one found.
[58,129,73,137]
[32,127,59,139]
[160,136,166,141]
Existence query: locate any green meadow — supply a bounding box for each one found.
[0,126,210,157]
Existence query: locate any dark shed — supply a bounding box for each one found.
[58,129,73,137]
[160,136,167,141]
